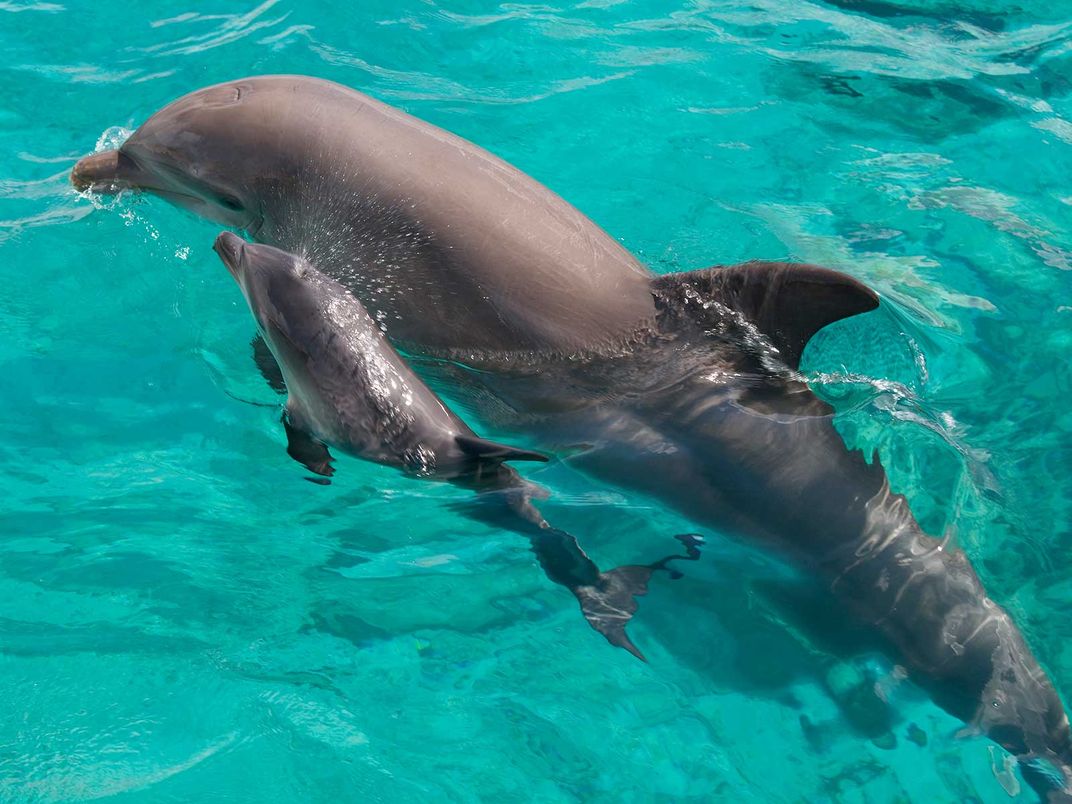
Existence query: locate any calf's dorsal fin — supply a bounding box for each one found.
[654,261,880,369]
[455,434,549,464]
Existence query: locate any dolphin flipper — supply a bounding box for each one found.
[252,335,286,395]
[282,413,335,484]
[653,261,880,369]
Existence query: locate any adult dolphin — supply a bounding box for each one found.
[72,76,1072,796]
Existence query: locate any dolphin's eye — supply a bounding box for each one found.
[217,194,242,211]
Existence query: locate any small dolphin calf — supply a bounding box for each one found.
[211,230,547,485]
[212,231,698,658]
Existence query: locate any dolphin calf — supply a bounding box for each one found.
[74,76,1072,795]
[212,231,700,659]
[211,230,548,485]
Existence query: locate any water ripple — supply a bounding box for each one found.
[0,1,62,11]
[140,0,291,57]
[3,0,1072,801]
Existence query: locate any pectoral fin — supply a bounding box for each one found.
[252,335,286,395]
[282,412,335,484]
[654,261,880,368]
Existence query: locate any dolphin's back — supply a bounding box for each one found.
[162,76,658,356]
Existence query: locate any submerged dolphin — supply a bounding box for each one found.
[74,76,1072,794]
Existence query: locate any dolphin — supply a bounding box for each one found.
[210,230,548,484]
[211,230,700,659]
[74,76,1072,795]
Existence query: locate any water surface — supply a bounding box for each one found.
[2,0,1071,800]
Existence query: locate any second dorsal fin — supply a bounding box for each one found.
[455,434,549,464]
[654,261,880,369]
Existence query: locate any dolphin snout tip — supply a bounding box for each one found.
[213,231,245,276]
[70,149,123,193]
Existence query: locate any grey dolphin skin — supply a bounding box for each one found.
[74,76,1071,795]
[210,230,548,484]
[212,231,699,659]
[72,75,654,359]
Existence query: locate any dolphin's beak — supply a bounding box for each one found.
[213,231,245,279]
[70,149,145,193]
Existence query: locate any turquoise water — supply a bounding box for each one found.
[2,0,1071,800]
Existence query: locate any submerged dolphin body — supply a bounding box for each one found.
[75,76,1072,794]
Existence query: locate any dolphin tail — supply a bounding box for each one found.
[449,471,702,660]
[531,530,705,661]
[571,564,654,661]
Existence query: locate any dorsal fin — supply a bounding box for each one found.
[455,434,549,464]
[654,261,880,369]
